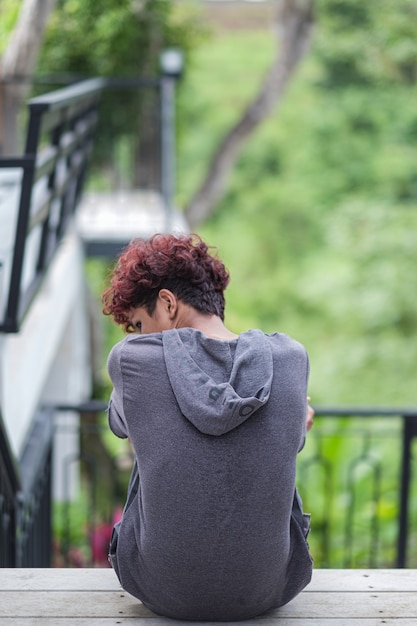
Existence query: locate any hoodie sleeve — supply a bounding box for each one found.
[298,350,310,453]
[107,341,128,439]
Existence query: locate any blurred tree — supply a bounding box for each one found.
[184,0,315,228]
[38,0,203,189]
[315,0,417,87]
[187,0,417,404]
[181,0,417,227]
[1,0,315,205]
[37,0,315,204]
[0,0,56,155]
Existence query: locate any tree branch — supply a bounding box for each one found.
[1,0,56,78]
[184,0,315,229]
[0,0,56,154]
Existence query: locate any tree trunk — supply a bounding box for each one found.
[0,0,56,155]
[133,5,164,190]
[184,0,315,229]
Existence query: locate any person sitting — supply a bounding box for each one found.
[102,232,314,621]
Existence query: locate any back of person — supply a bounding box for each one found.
[108,326,312,621]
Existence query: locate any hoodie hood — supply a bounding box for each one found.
[162,328,273,436]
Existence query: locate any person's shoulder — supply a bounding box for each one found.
[108,333,163,363]
[266,331,308,357]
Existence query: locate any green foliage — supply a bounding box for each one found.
[84,258,125,392]
[177,29,275,207]
[41,0,180,76]
[37,0,205,179]
[315,0,417,86]
[177,2,417,408]
[0,0,20,55]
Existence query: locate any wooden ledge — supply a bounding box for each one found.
[1,568,417,624]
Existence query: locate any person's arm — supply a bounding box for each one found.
[107,342,129,439]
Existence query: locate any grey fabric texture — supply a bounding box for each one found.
[107,328,313,621]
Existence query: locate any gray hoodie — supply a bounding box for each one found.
[107,328,312,621]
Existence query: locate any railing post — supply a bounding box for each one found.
[3,157,36,331]
[160,48,183,232]
[0,409,21,566]
[397,413,417,567]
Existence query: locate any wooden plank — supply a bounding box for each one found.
[1,569,417,623]
[1,590,417,619]
[283,591,417,619]
[0,568,119,591]
[2,616,417,626]
[306,569,417,592]
[0,590,152,618]
[1,568,416,592]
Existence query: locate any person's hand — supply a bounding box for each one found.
[306,396,314,431]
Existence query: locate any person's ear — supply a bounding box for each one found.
[158,289,177,319]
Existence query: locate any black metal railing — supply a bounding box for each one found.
[52,404,417,570]
[0,78,104,333]
[0,408,54,567]
[1,403,416,568]
[298,407,417,569]
[0,411,20,566]
[2,72,180,203]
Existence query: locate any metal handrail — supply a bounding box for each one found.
[0,79,105,333]
[0,409,21,495]
[1,403,416,567]
[0,408,54,567]
[303,407,417,568]
[52,403,417,569]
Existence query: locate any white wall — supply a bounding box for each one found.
[0,226,92,461]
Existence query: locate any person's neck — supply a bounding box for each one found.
[175,308,238,340]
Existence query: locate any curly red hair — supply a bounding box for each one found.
[102,233,230,331]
